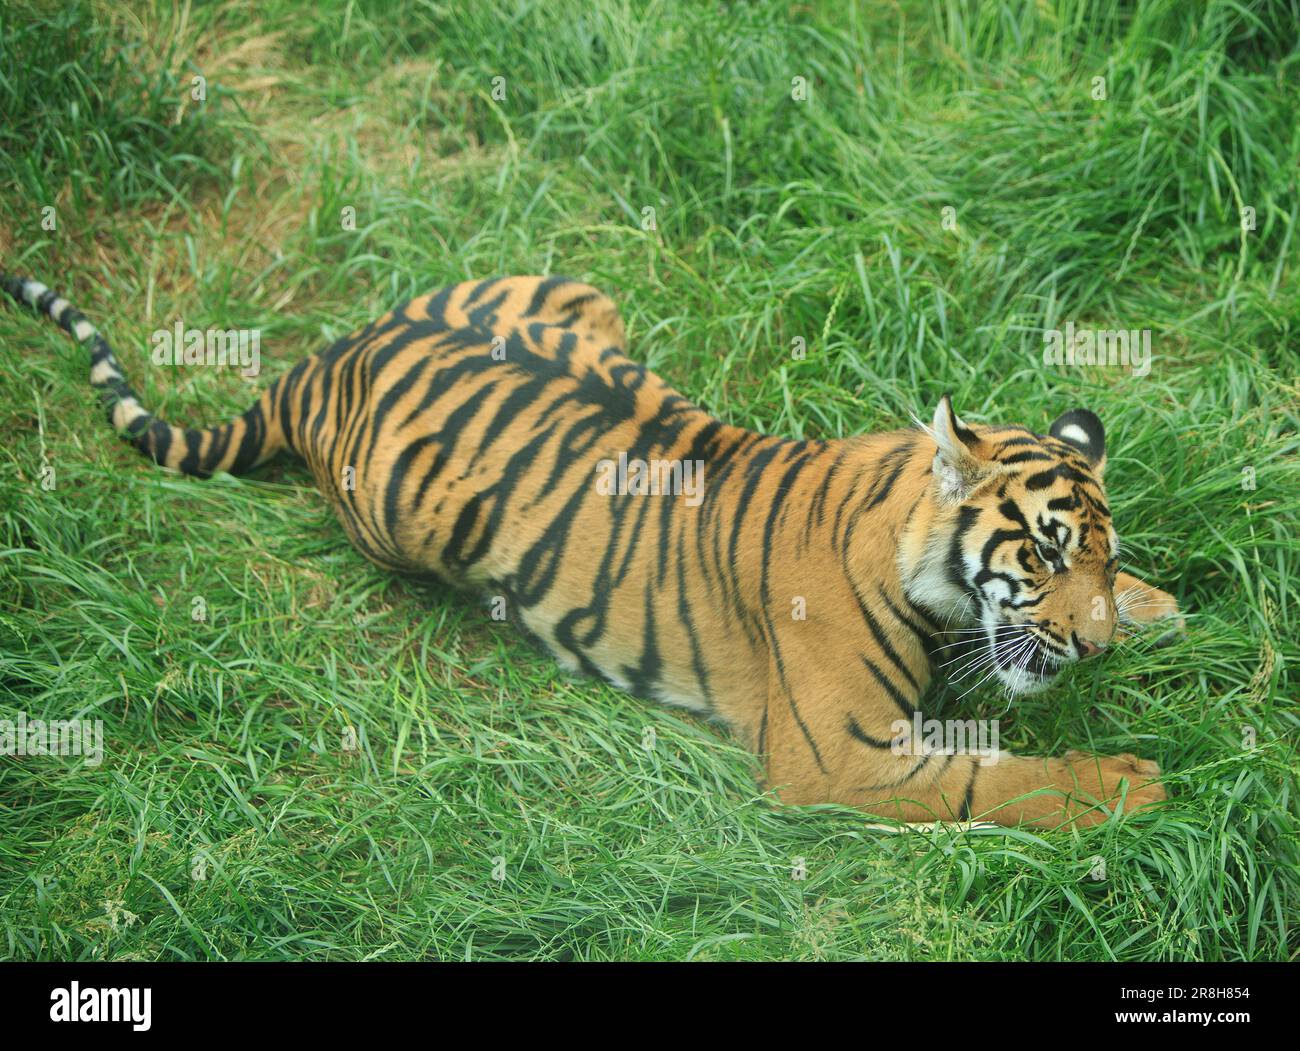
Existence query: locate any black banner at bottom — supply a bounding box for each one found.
[0,960,1284,1036]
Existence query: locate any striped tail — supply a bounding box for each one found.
[1,273,290,478]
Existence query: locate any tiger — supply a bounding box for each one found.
[2,272,1184,827]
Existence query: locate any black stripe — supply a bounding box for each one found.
[945,505,981,598]
[847,715,895,749]
[958,762,979,821]
[523,276,571,317]
[861,654,917,719]
[854,591,921,693]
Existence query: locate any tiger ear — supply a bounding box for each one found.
[1049,408,1106,475]
[925,394,992,501]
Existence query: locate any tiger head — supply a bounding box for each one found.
[906,395,1119,696]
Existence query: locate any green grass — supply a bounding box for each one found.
[0,0,1296,961]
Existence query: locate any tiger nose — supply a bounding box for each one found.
[1077,639,1106,660]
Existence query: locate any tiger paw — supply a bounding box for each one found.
[1061,750,1166,823]
[1114,579,1184,646]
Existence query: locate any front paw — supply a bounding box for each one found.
[1063,750,1166,821]
[1116,583,1184,646]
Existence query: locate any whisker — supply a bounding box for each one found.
[1002,639,1038,706]
[941,647,999,678]
[930,639,993,653]
[949,633,1033,684]
[941,646,1003,681]
[929,638,986,655]
[956,647,1026,702]
[933,626,1023,664]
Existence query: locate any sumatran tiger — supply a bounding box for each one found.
[3,272,1183,827]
